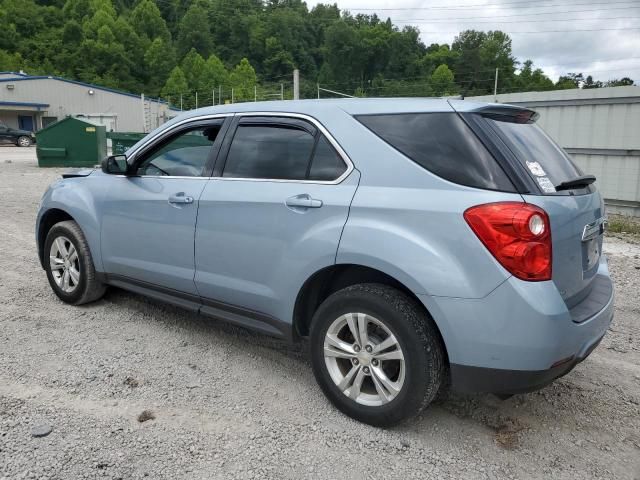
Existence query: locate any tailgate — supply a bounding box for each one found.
[523,192,605,307]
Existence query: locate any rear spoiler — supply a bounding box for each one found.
[448,100,539,124]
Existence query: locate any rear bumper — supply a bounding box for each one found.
[418,255,614,394]
[450,333,604,394]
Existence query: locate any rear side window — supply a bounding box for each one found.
[223,125,315,180]
[485,119,584,193]
[356,113,515,191]
[308,136,347,181]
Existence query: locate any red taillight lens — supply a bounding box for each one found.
[464,202,552,281]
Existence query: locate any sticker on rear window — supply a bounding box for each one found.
[526,161,546,177]
[536,176,556,193]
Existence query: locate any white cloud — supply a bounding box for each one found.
[306,0,640,83]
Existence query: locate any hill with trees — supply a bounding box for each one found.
[0,0,634,107]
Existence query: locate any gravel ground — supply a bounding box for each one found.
[0,146,639,480]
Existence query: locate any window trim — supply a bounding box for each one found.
[127,117,230,179]
[214,112,353,185]
[123,114,233,179]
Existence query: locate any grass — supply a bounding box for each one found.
[607,214,640,236]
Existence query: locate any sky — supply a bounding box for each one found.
[306,0,640,84]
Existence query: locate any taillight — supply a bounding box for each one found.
[464,202,552,281]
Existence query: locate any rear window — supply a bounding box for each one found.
[356,113,515,191]
[485,119,584,193]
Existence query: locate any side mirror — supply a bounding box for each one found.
[101,154,129,174]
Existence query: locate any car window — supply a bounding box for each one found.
[485,118,584,193]
[308,135,347,181]
[223,124,315,180]
[136,126,220,177]
[356,113,515,192]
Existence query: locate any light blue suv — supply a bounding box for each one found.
[36,99,614,426]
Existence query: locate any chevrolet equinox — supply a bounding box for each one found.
[36,99,614,426]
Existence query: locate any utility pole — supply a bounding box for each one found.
[293,69,300,100]
[212,88,215,106]
[195,91,198,109]
[231,88,234,104]
[317,83,320,99]
[255,85,257,102]
[180,93,183,111]
[219,86,222,104]
[494,68,499,102]
[280,83,284,100]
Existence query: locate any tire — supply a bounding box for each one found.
[310,283,444,427]
[44,220,106,305]
[17,136,32,147]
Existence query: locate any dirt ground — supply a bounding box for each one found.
[0,146,639,480]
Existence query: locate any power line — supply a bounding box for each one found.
[396,15,640,24]
[388,5,640,21]
[346,0,640,11]
[417,27,640,33]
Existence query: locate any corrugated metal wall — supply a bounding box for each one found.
[0,77,171,132]
[468,86,640,216]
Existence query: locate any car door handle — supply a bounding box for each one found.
[286,194,323,209]
[168,193,194,205]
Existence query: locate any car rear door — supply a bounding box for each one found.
[100,116,230,295]
[194,114,359,331]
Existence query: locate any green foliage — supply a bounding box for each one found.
[430,64,456,96]
[0,0,634,101]
[230,58,257,101]
[176,0,213,57]
[161,66,188,98]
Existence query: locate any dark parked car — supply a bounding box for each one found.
[0,121,35,146]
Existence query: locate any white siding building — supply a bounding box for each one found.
[469,86,640,216]
[0,72,177,133]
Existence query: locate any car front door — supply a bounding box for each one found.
[100,116,230,295]
[0,123,9,143]
[194,114,359,333]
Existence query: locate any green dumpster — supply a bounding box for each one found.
[107,132,146,155]
[36,117,107,167]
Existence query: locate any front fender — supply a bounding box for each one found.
[37,176,107,272]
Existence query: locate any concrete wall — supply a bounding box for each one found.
[468,86,640,216]
[0,76,172,132]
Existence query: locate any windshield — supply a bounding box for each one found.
[486,119,588,194]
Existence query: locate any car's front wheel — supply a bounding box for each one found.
[310,283,444,427]
[17,135,32,147]
[44,220,106,305]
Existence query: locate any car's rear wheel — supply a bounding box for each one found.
[310,283,444,427]
[17,135,32,147]
[44,220,106,305]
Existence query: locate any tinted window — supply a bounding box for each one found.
[356,113,515,191]
[309,136,347,181]
[137,126,219,177]
[486,119,584,193]
[223,125,315,180]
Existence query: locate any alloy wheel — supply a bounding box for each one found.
[323,313,406,406]
[49,236,80,293]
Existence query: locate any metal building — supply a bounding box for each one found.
[0,71,176,133]
[468,86,640,216]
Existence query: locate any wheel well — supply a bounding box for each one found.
[38,209,74,267]
[293,264,449,362]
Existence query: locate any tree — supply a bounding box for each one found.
[430,64,456,96]
[161,66,188,99]
[556,72,583,89]
[180,48,208,91]
[230,58,257,101]
[144,38,176,95]
[204,54,230,88]
[176,0,213,57]
[130,0,171,45]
